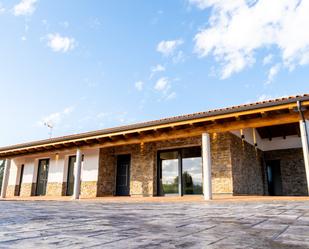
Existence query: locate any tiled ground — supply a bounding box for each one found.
[0,200,309,248]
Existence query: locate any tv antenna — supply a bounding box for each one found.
[44,122,54,138]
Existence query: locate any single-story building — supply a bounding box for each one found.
[0,95,309,200]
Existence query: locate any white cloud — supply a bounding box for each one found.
[157,39,183,56]
[257,94,272,102]
[13,0,37,16]
[38,106,74,127]
[63,106,74,115]
[152,64,165,73]
[263,54,273,65]
[191,0,309,79]
[172,50,185,63]
[266,63,280,84]
[46,33,76,53]
[154,77,170,92]
[134,81,144,91]
[149,64,165,79]
[154,77,177,101]
[0,3,5,14]
[166,92,177,100]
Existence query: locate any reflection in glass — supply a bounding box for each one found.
[160,151,179,195]
[182,158,202,194]
[158,147,202,196]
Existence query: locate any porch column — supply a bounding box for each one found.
[299,120,309,194]
[73,148,82,200]
[1,159,11,198]
[202,133,212,200]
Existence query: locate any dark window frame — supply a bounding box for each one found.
[157,146,202,196]
[35,158,50,196]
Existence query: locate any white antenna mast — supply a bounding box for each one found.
[44,122,54,139]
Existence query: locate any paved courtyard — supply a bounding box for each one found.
[0,200,309,248]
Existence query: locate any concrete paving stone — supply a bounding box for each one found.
[1,200,309,248]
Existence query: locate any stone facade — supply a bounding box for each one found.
[210,133,233,194]
[61,182,68,196]
[6,133,307,199]
[98,143,157,197]
[81,181,97,198]
[97,147,116,196]
[46,182,63,196]
[230,134,266,195]
[6,185,15,197]
[20,183,33,197]
[264,148,308,196]
[97,134,239,196]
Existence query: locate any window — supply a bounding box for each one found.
[158,147,202,196]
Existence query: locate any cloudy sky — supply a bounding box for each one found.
[0,0,309,146]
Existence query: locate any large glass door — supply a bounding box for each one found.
[182,147,203,195]
[36,159,49,196]
[158,147,202,196]
[159,151,179,195]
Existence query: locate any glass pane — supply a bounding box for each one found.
[182,147,202,195]
[67,156,76,196]
[37,159,49,196]
[160,151,179,195]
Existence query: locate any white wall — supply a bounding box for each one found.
[8,148,100,186]
[8,159,19,186]
[231,128,302,151]
[81,148,100,182]
[47,154,65,183]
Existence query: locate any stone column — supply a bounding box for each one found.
[202,133,212,200]
[73,148,82,200]
[1,159,11,198]
[299,120,309,194]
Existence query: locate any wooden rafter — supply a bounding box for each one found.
[1,109,308,159]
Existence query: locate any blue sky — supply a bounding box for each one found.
[0,0,308,146]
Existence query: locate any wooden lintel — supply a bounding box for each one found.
[1,111,308,158]
[85,139,95,144]
[260,111,268,118]
[97,111,307,148]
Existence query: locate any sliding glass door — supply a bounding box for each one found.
[159,151,179,195]
[158,147,202,196]
[182,147,203,195]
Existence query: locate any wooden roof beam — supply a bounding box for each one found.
[260,111,268,118]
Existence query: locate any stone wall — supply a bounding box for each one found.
[46,182,63,196]
[98,144,156,197]
[264,148,308,196]
[81,181,97,198]
[97,134,239,196]
[20,183,33,197]
[6,185,15,197]
[230,134,266,195]
[61,182,68,196]
[210,133,233,194]
[97,147,116,196]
